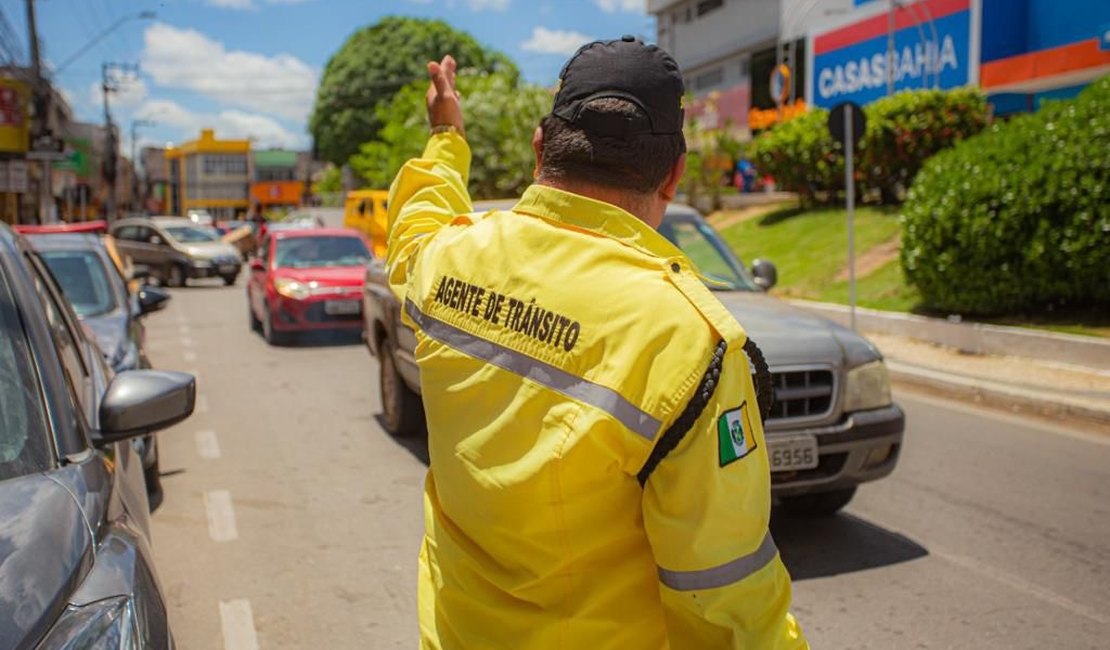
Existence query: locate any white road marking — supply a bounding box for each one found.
[219,599,259,650]
[197,394,209,413]
[178,324,190,335]
[935,550,1110,626]
[195,430,221,459]
[204,490,238,542]
[180,336,194,348]
[183,350,197,362]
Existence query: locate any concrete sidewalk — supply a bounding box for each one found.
[790,300,1110,426]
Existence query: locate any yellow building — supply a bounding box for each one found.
[165,129,250,220]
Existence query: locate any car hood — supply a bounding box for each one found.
[0,473,91,649]
[182,241,239,259]
[713,291,882,369]
[273,266,366,287]
[81,310,130,365]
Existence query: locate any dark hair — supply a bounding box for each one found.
[538,98,686,195]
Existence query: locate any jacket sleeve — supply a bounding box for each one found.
[385,131,473,303]
[641,341,808,650]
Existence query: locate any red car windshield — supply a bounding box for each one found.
[274,236,370,269]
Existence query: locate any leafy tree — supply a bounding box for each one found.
[310,16,517,164]
[312,165,341,194]
[350,72,551,200]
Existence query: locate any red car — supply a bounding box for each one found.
[247,228,371,344]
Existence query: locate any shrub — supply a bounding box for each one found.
[748,87,987,205]
[900,76,1110,316]
[748,108,841,206]
[860,88,988,202]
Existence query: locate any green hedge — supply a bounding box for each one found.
[901,76,1110,315]
[748,88,987,204]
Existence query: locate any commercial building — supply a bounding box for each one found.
[165,129,251,220]
[250,149,304,209]
[648,0,1110,133]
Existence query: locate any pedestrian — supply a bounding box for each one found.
[387,39,807,650]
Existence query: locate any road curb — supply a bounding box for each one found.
[888,361,1110,426]
[790,299,1110,372]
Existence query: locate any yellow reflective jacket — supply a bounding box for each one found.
[388,132,807,650]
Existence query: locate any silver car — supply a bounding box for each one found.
[364,203,905,516]
[111,216,243,287]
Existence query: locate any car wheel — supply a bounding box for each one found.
[262,304,286,346]
[379,339,424,437]
[778,487,857,517]
[166,264,186,288]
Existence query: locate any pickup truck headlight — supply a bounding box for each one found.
[842,360,892,412]
[36,597,140,650]
[275,278,310,300]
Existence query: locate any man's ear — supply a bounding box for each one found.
[660,154,686,202]
[532,126,544,179]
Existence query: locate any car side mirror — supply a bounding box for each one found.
[138,285,170,315]
[97,370,195,444]
[751,258,778,291]
[249,258,264,272]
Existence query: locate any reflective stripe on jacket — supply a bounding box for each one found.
[388,132,807,650]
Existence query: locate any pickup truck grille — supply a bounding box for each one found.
[766,368,835,422]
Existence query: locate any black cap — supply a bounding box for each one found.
[551,36,685,137]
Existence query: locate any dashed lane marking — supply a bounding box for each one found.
[197,394,209,413]
[204,490,238,542]
[195,430,221,459]
[219,599,259,650]
[183,350,197,362]
[180,336,194,348]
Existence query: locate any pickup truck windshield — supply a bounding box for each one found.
[659,219,760,292]
[164,226,220,243]
[0,266,50,478]
[275,236,370,269]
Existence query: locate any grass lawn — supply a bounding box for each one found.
[712,203,1109,339]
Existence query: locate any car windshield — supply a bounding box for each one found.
[39,250,119,317]
[659,218,760,292]
[0,266,50,479]
[275,236,370,269]
[164,225,220,243]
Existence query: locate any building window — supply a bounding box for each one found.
[202,154,248,176]
[696,0,724,17]
[693,67,724,91]
[256,167,296,182]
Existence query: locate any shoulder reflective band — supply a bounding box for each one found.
[658,531,778,591]
[637,339,727,487]
[404,299,661,439]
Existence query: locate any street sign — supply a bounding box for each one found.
[770,64,791,106]
[27,133,66,161]
[828,101,867,151]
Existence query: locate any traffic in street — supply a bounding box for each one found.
[128,211,1110,650]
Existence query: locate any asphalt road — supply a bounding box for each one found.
[145,273,1110,649]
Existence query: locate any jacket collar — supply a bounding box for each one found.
[512,184,684,260]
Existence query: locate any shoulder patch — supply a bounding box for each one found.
[718,401,757,467]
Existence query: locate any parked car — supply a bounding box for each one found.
[110,216,242,286]
[18,223,172,510]
[0,222,193,649]
[247,228,371,344]
[363,203,905,515]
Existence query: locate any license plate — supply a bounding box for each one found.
[768,435,819,472]
[325,300,361,315]
[218,264,237,274]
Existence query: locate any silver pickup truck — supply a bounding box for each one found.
[363,203,905,515]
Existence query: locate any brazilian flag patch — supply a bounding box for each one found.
[718,402,756,467]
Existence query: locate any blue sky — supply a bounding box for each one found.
[4,0,652,154]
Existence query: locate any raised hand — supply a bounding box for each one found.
[426,55,465,137]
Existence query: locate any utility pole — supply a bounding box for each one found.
[25,0,52,223]
[101,62,138,220]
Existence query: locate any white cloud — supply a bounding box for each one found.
[469,0,509,10]
[135,99,305,149]
[521,27,593,55]
[141,23,318,122]
[206,0,255,9]
[595,0,644,12]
